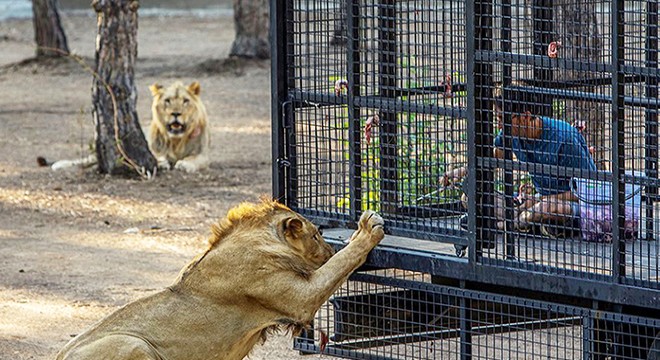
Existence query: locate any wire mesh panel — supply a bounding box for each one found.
[295,271,660,359]
[284,0,468,242]
[468,0,660,288]
[471,0,614,275]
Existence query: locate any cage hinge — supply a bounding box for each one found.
[277,158,291,168]
[281,100,293,130]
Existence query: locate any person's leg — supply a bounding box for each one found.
[517,193,580,237]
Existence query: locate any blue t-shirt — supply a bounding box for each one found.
[494,117,597,195]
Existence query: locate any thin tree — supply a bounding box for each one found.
[230,0,270,59]
[92,0,156,177]
[31,0,69,57]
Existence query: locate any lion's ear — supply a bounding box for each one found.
[282,217,306,250]
[149,83,163,97]
[284,217,304,235]
[188,81,201,96]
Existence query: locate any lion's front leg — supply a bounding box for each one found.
[300,211,384,314]
[174,153,209,173]
[155,155,171,171]
[251,211,384,323]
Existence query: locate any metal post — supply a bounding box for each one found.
[645,0,659,242]
[347,0,362,220]
[611,0,626,280]
[470,0,496,258]
[378,0,398,215]
[532,0,554,117]
[501,0,516,259]
[271,0,292,204]
[459,282,472,360]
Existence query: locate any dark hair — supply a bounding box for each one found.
[494,88,542,117]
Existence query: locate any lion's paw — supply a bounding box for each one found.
[353,210,385,243]
[157,158,171,171]
[174,160,198,173]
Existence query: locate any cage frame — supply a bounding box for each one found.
[270,0,660,358]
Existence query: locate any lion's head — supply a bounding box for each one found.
[149,81,207,139]
[208,200,335,275]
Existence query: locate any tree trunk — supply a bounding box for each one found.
[555,0,607,169]
[330,2,347,46]
[31,0,69,57]
[230,0,270,59]
[92,0,156,177]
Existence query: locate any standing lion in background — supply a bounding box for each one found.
[42,81,210,173]
[55,200,386,360]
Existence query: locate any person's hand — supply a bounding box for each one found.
[439,166,466,187]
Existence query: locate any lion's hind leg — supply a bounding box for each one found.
[59,334,161,360]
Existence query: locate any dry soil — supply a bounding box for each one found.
[0,10,326,360]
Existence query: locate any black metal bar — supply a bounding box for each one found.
[358,96,465,117]
[481,156,602,181]
[465,0,477,264]
[645,0,659,242]
[582,312,592,360]
[501,0,515,259]
[476,50,611,73]
[344,272,658,332]
[378,0,398,216]
[392,83,468,97]
[459,281,472,360]
[611,0,625,281]
[473,0,496,258]
[270,0,290,203]
[507,85,660,109]
[328,316,579,350]
[347,0,361,221]
[477,157,660,186]
[294,342,399,360]
[500,87,517,259]
[290,90,467,118]
[520,75,646,89]
[532,0,554,117]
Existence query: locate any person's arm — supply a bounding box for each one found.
[439,166,467,186]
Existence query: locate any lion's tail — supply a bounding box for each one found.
[36,156,53,167]
[37,154,98,171]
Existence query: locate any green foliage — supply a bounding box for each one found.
[334,55,472,211]
[552,100,566,119]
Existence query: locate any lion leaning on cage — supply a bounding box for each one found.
[55,200,385,360]
[40,81,210,173]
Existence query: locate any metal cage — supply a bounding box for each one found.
[271,0,660,358]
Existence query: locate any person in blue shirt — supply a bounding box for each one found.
[442,90,597,236]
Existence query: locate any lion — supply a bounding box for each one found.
[42,81,210,173]
[148,81,210,172]
[55,200,385,360]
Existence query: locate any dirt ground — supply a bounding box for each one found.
[0,11,326,360]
